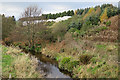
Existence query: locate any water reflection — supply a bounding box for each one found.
[34,53,71,78]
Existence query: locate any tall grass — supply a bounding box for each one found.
[2,45,44,78]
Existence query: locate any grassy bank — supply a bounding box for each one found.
[1,44,44,78]
[41,40,118,78]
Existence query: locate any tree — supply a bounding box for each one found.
[21,5,42,48]
[107,7,112,18]
[83,7,95,20]
[100,8,108,22]
[82,8,89,15]
[67,10,71,16]
[76,9,80,15]
[89,15,99,25]
[68,21,82,30]
[78,9,84,15]
[70,10,74,16]
[95,7,101,16]
[2,15,16,40]
[74,10,77,15]
[63,11,67,16]
[88,7,95,14]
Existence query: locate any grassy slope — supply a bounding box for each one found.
[82,15,118,42]
[2,45,44,78]
[41,15,119,78]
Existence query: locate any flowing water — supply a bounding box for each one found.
[31,52,72,79]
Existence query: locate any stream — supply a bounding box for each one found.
[29,52,73,79]
[5,43,73,79]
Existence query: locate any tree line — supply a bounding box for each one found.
[42,4,120,20]
[42,10,74,19]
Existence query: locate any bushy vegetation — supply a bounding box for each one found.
[41,40,118,78]
[68,21,82,30]
[106,20,111,26]
[59,57,79,72]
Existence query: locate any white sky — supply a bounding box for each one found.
[0,0,119,20]
[0,0,120,2]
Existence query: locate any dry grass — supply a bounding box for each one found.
[41,39,118,78]
[2,45,44,78]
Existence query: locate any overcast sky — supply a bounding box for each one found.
[0,1,119,20]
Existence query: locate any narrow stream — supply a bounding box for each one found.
[5,44,73,79]
[30,52,72,79]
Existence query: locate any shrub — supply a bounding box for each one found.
[89,15,100,25]
[106,20,111,26]
[52,20,70,42]
[35,44,42,52]
[79,54,92,64]
[68,28,78,33]
[13,42,22,47]
[59,57,71,69]
[96,26,108,32]
[59,57,79,72]
[68,22,82,30]
[67,61,79,72]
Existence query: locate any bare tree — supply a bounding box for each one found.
[21,5,42,48]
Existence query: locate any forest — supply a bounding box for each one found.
[1,3,120,79]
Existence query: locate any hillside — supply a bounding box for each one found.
[82,15,118,42]
[40,15,119,78]
[1,3,120,79]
